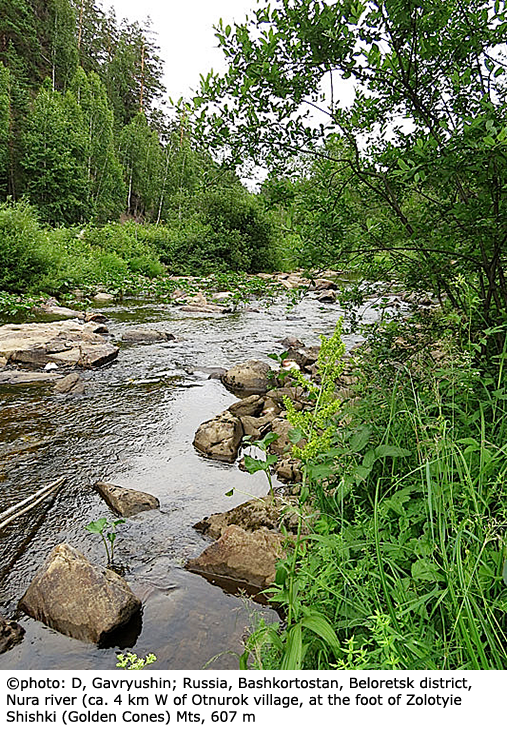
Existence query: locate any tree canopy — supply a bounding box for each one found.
[196,0,507,335]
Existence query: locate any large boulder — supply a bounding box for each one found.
[0,321,118,369]
[94,481,160,518]
[193,411,244,463]
[186,525,285,590]
[0,616,25,654]
[19,544,141,644]
[222,360,271,395]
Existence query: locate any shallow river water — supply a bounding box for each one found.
[0,293,380,670]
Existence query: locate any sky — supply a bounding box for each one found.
[107,0,259,102]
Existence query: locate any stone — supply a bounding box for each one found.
[228,394,265,418]
[274,456,303,483]
[93,292,115,303]
[122,328,176,344]
[94,482,160,518]
[186,525,285,590]
[0,370,61,385]
[0,321,118,369]
[312,278,337,291]
[239,414,273,439]
[0,615,25,654]
[36,301,84,319]
[193,410,244,462]
[280,336,305,349]
[54,373,86,395]
[19,544,141,644]
[269,417,306,456]
[285,345,320,370]
[317,290,337,303]
[222,360,271,395]
[194,497,286,539]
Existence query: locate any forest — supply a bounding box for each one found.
[0,0,506,673]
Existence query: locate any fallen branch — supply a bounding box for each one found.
[0,477,65,531]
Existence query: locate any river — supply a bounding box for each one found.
[0,292,380,669]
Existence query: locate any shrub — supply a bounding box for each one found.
[0,200,51,292]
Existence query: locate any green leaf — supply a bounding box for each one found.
[502,559,507,587]
[301,610,341,656]
[412,558,443,583]
[225,489,235,497]
[85,518,108,535]
[375,445,411,459]
[243,454,268,474]
[288,427,303,444]
[350,427,371,452]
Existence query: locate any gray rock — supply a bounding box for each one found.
[19,544,141,644]
[0,321,118,368]
[122,328,176,344]
[193,411,244,463]
[222,360,271,395]
[0,616,25,654]
[93,292,115,303]
[93,482,160,518]
[0,370,60,385]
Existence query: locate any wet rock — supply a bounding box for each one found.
[285,345,320,370]
[280,336,305,349]
[193,410,244,462]
[274,456,303,484]
[311,278,337,291]
[0,356,7,368]
[93,292,115,303]
[0,616,25,654]
[0,370,61,385]
[84,312,108,324]
[122,328,176,344]
[0,321,118,369]
[180,291,224,313]
[53,373,86,395]
[222,360,271,396]
[206,367,227,380]
[19,544,141,644]
[194,497,286,539]
[239,414,271,439]
[228,394,265,418]
[316,290,337,303]
[36,300,84,319]
[186,525,285,590]
[94,481,160,518]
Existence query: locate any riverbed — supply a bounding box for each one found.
[0,293,380,669]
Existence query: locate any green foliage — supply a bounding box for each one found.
[197,0,507,340]
[85,516,125,568]
[241,432,279,499]
[0,199,51,292]
[116,652,157,670]
[249,320,507,670]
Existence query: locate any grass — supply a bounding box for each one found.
[243,317,507,669]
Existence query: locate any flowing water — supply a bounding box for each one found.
[0,292,382,670]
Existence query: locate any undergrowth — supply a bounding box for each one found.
[243,318,507,670]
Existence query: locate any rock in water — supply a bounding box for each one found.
[221,360,271,395]
[186,525,285,590]
[0,616,25,654]
[94,482,160,517]
[19,544,141,644]
[193,411,244,463]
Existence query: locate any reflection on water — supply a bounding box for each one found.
[0,295,378,669]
